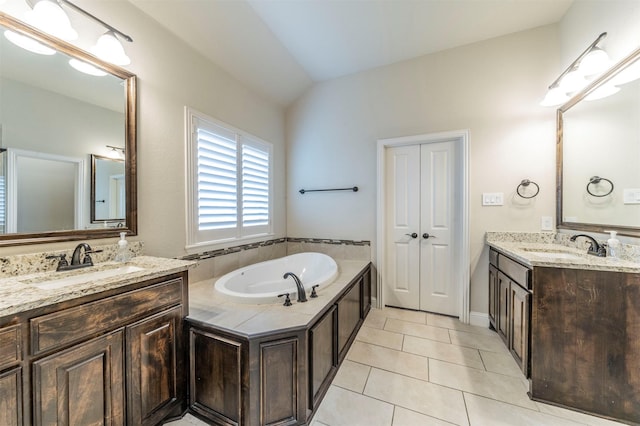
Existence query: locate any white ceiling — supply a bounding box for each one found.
[128,0,573,106]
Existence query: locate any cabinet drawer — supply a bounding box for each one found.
[31,278,183,355]
[498,254,530,289]
[489,249,498,267]
[0,325,21,369]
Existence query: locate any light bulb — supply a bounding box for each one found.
[559,69,588,94]
[585,84,620,101]
[540,86,569,107]
[69,59,108,76]
[25,0,78,41]
[4,30,56,55]
[90,32,130,66]
[579,48,611,77]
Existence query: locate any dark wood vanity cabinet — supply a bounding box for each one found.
[531,267,640,424]
[488,249,531,376]
[0,271,188,426]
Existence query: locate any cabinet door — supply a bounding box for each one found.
[488,265,498,328]
[0,367,22,426]
[509,282,531,376]
[338,280,362,361]
[126,305,183,426]
[309,306,337,409]
[190,329,244,425]
[496,272,509,344]
[361,267,372,318]
[33,330,125,426]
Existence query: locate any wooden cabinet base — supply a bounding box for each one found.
[531,267,640,424]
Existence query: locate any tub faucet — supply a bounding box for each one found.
[283,272,307,302]
[570,234,606,257]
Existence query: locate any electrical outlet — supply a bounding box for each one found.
[541,216,553,231]
[482,192,504,206]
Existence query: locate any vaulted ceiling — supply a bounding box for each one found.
[128,0,573,106]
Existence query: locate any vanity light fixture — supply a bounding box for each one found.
[69,58,108,77]
[9,0,133,66]
[540,32,611,107]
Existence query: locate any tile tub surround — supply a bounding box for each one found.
[0,241,145,278]
[188,259,369,336]
[486,232,640,273]
[0,255,195,318]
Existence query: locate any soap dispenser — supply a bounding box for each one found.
[606,230,620,259]
[115,232,131,263]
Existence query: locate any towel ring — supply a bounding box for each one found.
[516,179,539,199]
[586,176,614,197]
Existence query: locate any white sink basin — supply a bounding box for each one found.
[24,265,146,290]
[524,251,584,260]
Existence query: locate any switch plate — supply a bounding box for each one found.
[541,216,553,231]
[482,192,504,206]
[623,188,640,204]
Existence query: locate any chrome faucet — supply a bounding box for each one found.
[283,272,307,302]
[570,234,606,257]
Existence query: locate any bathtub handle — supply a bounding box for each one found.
[278,293,292,306]
[311,285,320,298]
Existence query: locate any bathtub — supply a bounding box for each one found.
[214,252,338,304]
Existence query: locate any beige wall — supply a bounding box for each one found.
[0,1,287,257]
[286,26,559,313]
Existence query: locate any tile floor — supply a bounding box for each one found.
[166,307,625,426]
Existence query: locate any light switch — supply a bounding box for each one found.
[623,188,640,204]
[541,216,553,231]
[482,192,504,206]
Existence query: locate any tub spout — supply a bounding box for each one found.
[283,272,307,302]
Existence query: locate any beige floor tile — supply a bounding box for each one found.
[392,407,459,425]
[426,313,495,336]
[364,309,388,329]
[163,414,210,426]
[403,335,484,370]
[347,341,429,380]
[536,402,628,426]
[356,326,404,350]
[314,385,394,426]
[332,360,371,393]
[479,350,524,378]
[384,318,451,343]
[429,359,536,410]
[364,368,469,426]
[464,393,585,426]
[448,329,508,353]
[381,307,427,324]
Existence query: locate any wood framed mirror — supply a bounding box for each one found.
[557,45,640,237]
[0,12,136,246]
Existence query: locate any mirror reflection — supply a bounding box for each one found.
[559,48,640,235]
[91,154,125,224]
[0,12,137,245]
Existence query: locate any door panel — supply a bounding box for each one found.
[420,141,457,315]
[385,145,420,309]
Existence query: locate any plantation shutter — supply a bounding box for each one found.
[242,140,270,231]
[0,175,5,231]
[195,119,238,240]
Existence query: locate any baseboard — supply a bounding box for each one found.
[469,311,490,328]
[371,296,378,309]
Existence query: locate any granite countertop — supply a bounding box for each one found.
[0,256,195,318]
[487,240,640,273]
[188,259,369,337]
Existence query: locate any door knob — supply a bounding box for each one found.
[405,233,418,239]
[423,233,436,239]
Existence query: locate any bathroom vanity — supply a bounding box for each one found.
[487,235,640,424]
[186,260,372,426]
[0,256,193,426]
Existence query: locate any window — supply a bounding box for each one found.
[186,108,272,249]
